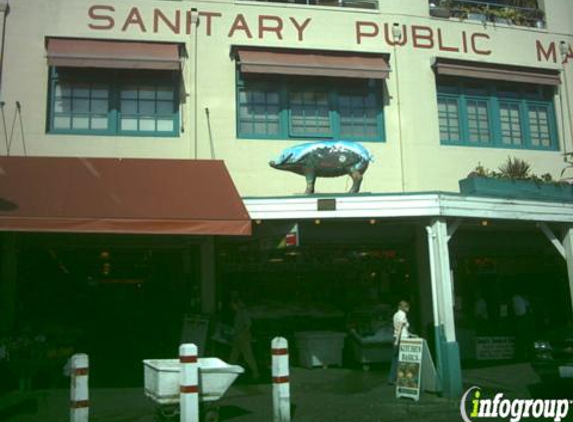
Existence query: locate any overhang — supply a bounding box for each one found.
[244,193,573,224]
[0,157,251,235]
[46,38,182,71]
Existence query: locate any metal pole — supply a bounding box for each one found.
[180,343,200,422]
[272,337,291,422]
[70,354,89,422]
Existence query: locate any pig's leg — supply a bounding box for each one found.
[305,171,316,194]
[349,171,363,193]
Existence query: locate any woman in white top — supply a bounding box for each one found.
[388,300,411,384]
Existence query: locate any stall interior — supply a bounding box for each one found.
[1,233,201,390]
[216,220,421,370]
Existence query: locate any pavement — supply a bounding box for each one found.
[1,363,572,422]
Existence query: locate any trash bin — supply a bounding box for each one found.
[295,331,346,369]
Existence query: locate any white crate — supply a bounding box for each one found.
[295,331,346,369]
[143,358,244,405]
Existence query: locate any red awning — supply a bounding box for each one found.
[237,48,390,79]
[0,157,251,236]
[46,38,181,70]
[434,58,561,86]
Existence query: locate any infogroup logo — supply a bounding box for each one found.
[460,387,572,422]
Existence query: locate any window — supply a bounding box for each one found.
[237,75,385,142]
[437,78,558,151]
[48,68,179,137]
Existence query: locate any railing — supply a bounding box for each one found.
[237,0,378,10]
[429,0,545,28]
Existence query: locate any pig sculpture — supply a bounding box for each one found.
[269,141,373,194]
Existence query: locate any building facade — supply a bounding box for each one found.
[0,0,572,195]
[0,0,573,399]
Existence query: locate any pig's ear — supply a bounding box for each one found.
[283,153,293,163]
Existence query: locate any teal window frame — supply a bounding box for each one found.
[236,72,385,142]
[437,78,558,151]
[47,67,180,137]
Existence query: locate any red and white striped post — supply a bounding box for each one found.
[179,343,200,422]
[70,353,89,422]
[272,337,291,422]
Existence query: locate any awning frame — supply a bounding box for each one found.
[433,57,561,86]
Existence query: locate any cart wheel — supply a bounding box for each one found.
[362,364,370,371]
[203,408,219,422]
[156,405,178,422]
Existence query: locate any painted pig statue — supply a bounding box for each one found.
[269,141,373,194]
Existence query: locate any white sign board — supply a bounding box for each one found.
[476,336,515,361]
[396,338,423,401]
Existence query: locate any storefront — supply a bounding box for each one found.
[0,156,250,388]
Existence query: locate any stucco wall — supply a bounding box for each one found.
[0,0,571,197]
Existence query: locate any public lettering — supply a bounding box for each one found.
[121,7,147,33]
[356,21,378,45]
[471,33,491,55]
[88,5,115,30]
[290,17,311,42]
[437,28,459,52]
[384,23,408,47]
[259,15,283,40]
[536,40,557,63]
[153,9,180,34]
[412,25,434,49]
[198,11,222,36]
[228,14,253,39]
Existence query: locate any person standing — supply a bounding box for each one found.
[512,292,531,361]
[388,300,412,385]
[229,296,260,379]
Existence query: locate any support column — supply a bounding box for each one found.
[200,237,216,315]
[427,219,462,399]
[564,227,573,318]
[0,232,17,334]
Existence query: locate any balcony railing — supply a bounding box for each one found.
[237,0,378,10]
[429,0,545,28]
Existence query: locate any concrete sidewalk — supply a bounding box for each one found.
[0,363,565,422]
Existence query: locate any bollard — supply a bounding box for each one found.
[180,343,200,422]
[272,337,291,422]
[70,353,89,422]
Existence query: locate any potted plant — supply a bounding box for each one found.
[465,5,488,22]
[489,7,514,25]
[429,0,452,18]
[459,157,573,202]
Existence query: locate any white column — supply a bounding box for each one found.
[272,337,290,422]
[200,237,216,315]
[432,219,457,343]
[70,354,89,422]
[180,343,200,422]
[564,227,573,317]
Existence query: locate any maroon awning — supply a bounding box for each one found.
[46,38,181,70]
[237,48,390,79]
[434,58,561,86]
[0,157,251,235]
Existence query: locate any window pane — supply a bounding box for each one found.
[92,85,109,99]
[139,87,155,100]
[91,99,108,114]
[91,116,108,130]
[157,119,174,132]
[139,100,156,115]
[72,116,89,130]
[437,96,460,142]
[121,117,138,131]
[157,100,174,115]
[466,99,490,143]
[53,115,71,129]
[73,83,90,98]
[121,100,137,115]
[499,102,522,146]
[139,118,155,131]
[340,91,379,139]
[157,86,174,101]
[528,104,552,148]
[121,87,138,99]
[54,82,71,98]
[238,84,281,137]
[289,89,331,136]
[54,99,70,113]
[73,99,89,114]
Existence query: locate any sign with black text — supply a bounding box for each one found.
[396,338,424,401]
